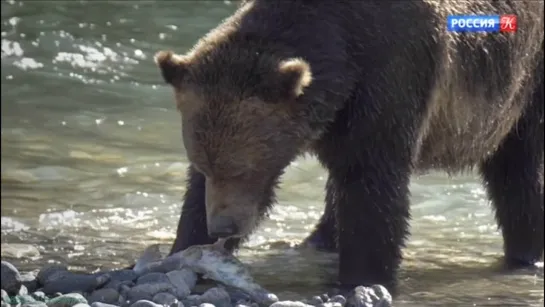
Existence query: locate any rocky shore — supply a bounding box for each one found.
[1,259,392,307]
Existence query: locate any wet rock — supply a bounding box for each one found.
[319,295,329,303]
[130,300,163,307]
[127,283,175,302]
[90,302,120,307]
[1,290,9,303]
[165,271,192,299]
[19,284,29,296]
[305,296,323,306]
[32,291,48,302]
[345,286,391,307]
[37,264,68,285]
[319,303,343,307]
[18,293,37,304]
[225,288,250,303]
[166,270,197,291]
[103,279,135,292]
[21,272,39,293]
[199,288,231,307]
[46,293,88,307]
[328,295,346,306]
[87,288,120,305]
[181,294,201,307]
[198,304,215,307]
[370,285,391,306]
[1,260,22,295]
[109,270,139,282]
[152,292,178,306]
[137,273,170,285]
[24,302,49,307]
[42,272,110,295]
[270,301,313,307]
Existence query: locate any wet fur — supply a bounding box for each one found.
[160,0,544,290]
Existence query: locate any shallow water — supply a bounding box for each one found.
[1,1,543,306]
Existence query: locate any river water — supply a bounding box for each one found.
[1,1,543,306]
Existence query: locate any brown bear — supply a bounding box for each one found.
[154,0,544,291]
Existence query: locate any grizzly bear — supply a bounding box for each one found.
[155,0,544,291]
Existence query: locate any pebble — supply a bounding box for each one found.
[270,301,314,307]
[137,273,171,285]
[130,299,163,307]
[305,296,322,306]
[21,272,39,293]
[42,272,111,295]
[37,264,68,285]
[181,294,202,307]
[46,293,88,307]
[345,286,391,307]
[152,292,178,306]
[1,290,10,302]
[87,288,120,305]
[90,303,120,307]
[198,303,215,307]
[1,260,22,295]
[165,271,192,299]
[127,282,175,302]
[32,291,48,302]
[328,295,346,306]
[199,287,231,307]
[72,304,91,307]
[166,269,197,291]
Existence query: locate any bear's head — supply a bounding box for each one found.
[155,47,313,238]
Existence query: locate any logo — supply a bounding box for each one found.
[447,15,517,33]
[500,15,517,33]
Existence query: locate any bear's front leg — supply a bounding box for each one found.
[330,161,411,291]
[314,100,418,291]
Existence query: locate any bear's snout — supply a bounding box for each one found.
[207,214,239,238]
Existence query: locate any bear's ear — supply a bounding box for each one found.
[154,50,189,87]
[278,58,313,98]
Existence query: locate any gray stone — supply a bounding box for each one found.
[165,271,192,299]
[42,272,110,295]
[198,304,215,307]
[46,293,88,307]
[181,295,201,307]
[1,260,22,295]
[199,288,231,307]
[328,295,346,306]
[306,296,323,306]
[136,273,170,285]
[90,303,119,307]
[130,300,162,307]
[1,290,10,303]
[103,279,135,292]
[166,269,197,292]
[152,292,178,306]
[270,301,313,307]
[20,272,39,293]
[37,264,68,285]
[72,304,91,307]
[21,302,48,307]
[127,283,175,302]
[87,288,120,305]
[370,285,391,305]
[31,291,48,302]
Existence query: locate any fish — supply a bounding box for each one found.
[134,240,278,306]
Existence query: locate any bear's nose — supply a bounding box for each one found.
[208,215,239,238]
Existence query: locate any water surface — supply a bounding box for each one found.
[1,1,543,306]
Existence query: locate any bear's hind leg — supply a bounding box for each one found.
[479,78,544,267]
